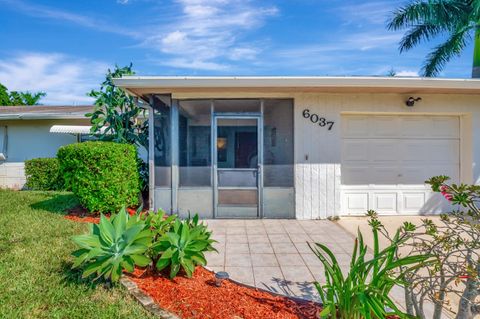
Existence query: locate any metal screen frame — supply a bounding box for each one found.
[212,108,264,218]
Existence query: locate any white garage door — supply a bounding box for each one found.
[341,114,460,215]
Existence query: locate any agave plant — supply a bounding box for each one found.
[309,223,430,319]
[71,207,152,282]
[153,218,217,279]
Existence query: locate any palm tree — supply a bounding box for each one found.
[388,0,480,78]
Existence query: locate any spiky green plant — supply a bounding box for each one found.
[71,207,152,282]
[388,0,480,77]
[153,218,217,279]
[309,224,430,319]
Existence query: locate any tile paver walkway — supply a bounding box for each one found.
[204,219,356,301]
[203,218,450,318]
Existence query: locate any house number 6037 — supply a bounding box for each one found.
[302,109,334,130]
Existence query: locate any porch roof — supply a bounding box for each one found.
[113,76,480,96]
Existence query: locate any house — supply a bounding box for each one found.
[0,105,93,189]
[114,76,480,219]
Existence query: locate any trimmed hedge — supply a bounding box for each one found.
[57,141,140,213]
[24,158,63,190]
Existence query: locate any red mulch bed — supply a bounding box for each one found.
[128,267,322,319]
[64,206,140,224]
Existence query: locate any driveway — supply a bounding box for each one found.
[204,219,358,301]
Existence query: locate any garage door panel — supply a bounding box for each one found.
[342,166,370,184]
[428,164,459,182]
[369,140,399,161]
[400,167,431,184]
[401,118,429,138]
[341,114,460,215]
[342,140,369,162]
[342,116,369,138]
[402,192,426,212]
[400,141,430,162]
[428,140,459,163]
[371,116,399,137]
[431,117,459,138]
[343,192,369,212]
[373,193,397,212]
[371,166,399,184]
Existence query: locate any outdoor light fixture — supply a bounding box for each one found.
[217,137,227,150]
[215,271,229,287]
[406,96,422,107]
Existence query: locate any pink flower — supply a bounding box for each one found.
[443,194,453,201]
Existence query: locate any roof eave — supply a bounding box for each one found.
[113,76,480,92]
[0,114,88,120]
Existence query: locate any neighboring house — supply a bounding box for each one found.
[115,76,480,219]
[0,105,93,189]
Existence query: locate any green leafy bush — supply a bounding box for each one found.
[152,215,217,278]
[71,207,152,282]
[309,221,430,319]
[58,141,140,213]
[24,157,63,190]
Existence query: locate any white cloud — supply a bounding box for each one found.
[142,0,278,70]
[229,47,259,61]
[4,0,278,72]
[159,58,229,71]
[0,53,109,105]
[395,70,419,77]
[337,1,394,26]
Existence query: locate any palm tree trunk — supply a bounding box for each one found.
[473,27,480,78]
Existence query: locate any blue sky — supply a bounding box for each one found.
[0,0,475,104]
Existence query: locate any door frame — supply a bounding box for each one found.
[212,112,263,218]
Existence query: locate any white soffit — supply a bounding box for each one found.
[113,76,480,92]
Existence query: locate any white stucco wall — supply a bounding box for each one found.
[0,119,90,189]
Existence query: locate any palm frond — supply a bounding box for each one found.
[387,0,470,31]
[472,0,480,18]
[422,25,472,77]
[399,24,445,52]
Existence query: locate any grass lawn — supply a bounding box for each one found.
[0,190,154,319]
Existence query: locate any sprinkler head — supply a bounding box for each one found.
[215,271,229,287]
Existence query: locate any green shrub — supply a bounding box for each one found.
[309,221,430,319]
[152,214,217,278]
[58,141,140,213]
[72,207,152,282]
[24,157,63,190]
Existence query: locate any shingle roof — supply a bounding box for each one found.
[0,105,94,120]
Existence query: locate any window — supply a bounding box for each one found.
[263,99,294,187]
[178,100,212,186]
[153,95,171,187]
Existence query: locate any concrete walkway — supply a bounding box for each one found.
[204,219,358,301]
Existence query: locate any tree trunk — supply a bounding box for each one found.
[404,286,415,316]
[473,27,480,78]
[455,256,479,319]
